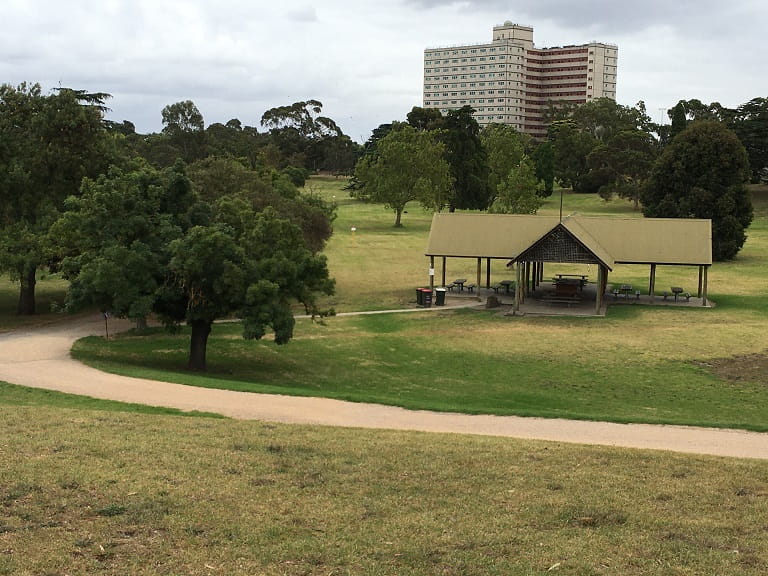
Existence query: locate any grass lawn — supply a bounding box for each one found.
[2,406,767,575]
[0,380,223,418]
[71,301,768,430]
[0,273,69,333]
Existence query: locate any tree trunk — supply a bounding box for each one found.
[188,319,212,371]
[394,208,403,227]
[135,316,148,332]
[17,266,37,315]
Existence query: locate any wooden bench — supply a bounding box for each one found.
[662,291,692,301]
[465,283,477,293]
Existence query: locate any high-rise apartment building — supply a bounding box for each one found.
[423,22,618,137]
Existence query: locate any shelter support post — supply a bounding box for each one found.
[515,262,523,310]
[441,257,446,287]
[702,266,708,306]
[649,264,657,298]
[697,266,703,297]
[429,256,435,290]
[526,261,533,293]
[595,265,605,314]
[476,258,482,295]
[486,258,491,288]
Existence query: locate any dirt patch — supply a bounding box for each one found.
[695,352,768,385]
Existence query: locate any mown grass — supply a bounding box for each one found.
[0,381,223,418]
[71,300,768,430]
[1,406,767,575]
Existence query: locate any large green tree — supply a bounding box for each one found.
[548,99,655,194]
[260,100,346,172]
[53,160,334,371]
[406,106,444,132]
[49,162,191,328]
[352,124,452,226]
[159,205,334,371]
[731,97,768,183]
[161,100,206,163]
[641,121,753,261]
[0,83,111,314]
[587,130,658,208]
[480,123,529,200]
[187,157,335,253]
[549,121,599,193]
[441,106,491,210]
[531,140,555,197]
[488,156,544,215]
[205,119,264,169]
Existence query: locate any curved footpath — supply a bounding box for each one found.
[1,314,766,460]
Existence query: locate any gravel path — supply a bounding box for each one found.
[1,314,767,460]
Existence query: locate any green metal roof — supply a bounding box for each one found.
[425,213,712,266]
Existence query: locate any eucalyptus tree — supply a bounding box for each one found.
[587,130,658,208]
[161,100,206,163]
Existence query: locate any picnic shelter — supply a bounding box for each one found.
[425,213,712,314]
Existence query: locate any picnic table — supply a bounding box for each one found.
[555,273,588,284]
[611,284,640,300]
[448,278,467,292]
[499,279,514,294]
[671,286,683,301]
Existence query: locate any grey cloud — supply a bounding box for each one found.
[405,0,730,35]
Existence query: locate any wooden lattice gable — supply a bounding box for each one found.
[515,222,613,269]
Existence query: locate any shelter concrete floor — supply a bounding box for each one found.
[429,283,710,317]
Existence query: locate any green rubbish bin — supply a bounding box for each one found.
[435,287,446,306]
[416,287,424,306]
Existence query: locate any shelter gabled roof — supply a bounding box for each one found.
[517,218,615,270]
[425,213,712,266]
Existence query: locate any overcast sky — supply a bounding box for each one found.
[2,0,766,141]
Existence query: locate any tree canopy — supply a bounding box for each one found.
[488,156,544,215]
[441,106,491,210]
[0,83,113,314]
[641,120,753,260]
[587,130,658,208]
[480,123,529,200]
[352,124,452,226]
[52,160,335,370]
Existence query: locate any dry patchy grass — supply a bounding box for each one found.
[1,406,767,575]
